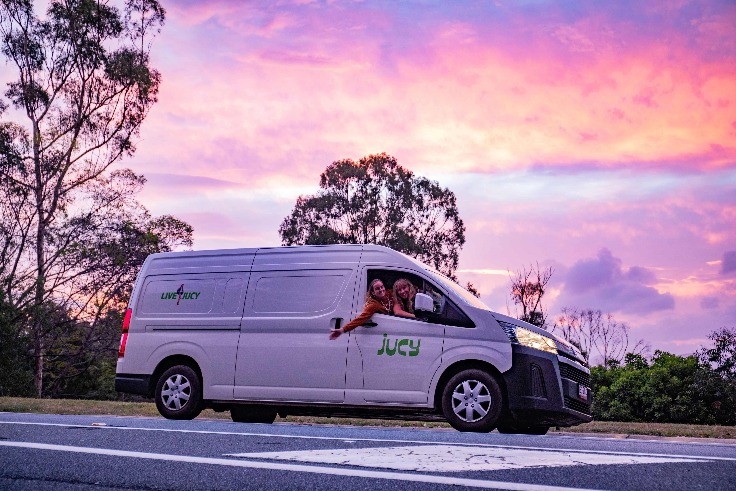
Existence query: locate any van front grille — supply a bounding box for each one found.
[559,363,590,387]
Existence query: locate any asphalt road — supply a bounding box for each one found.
[1,412,735,491]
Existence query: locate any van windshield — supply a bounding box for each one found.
[424,269,490,310]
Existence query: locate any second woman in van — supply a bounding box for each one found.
[392,277,417,319]
[329,279,393,339]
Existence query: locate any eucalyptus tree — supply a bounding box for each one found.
[0,0,168,396]
[279,153,466,277]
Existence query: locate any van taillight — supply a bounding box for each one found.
[118,308,132,359]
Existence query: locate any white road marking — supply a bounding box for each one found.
[229,444,708,472]
[0,441,605,491]
[1,420,735,462]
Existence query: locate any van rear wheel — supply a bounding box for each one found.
[231,406,277,424]
[441,369,502,432]
[154,365,203,420]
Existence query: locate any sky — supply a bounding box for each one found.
[12,0,736,357]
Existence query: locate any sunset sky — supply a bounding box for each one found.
[38,1,736,356]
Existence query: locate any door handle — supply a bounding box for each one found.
[363,321,377,328]
[331,317,343,330]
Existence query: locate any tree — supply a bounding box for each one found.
[0,0,167,396]
[552,307,648,366]
[698,327,736,383]
[279,153,466,277]
[696,327,736,424]
[508,263,552,327]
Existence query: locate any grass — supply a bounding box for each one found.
[2,396,735,440]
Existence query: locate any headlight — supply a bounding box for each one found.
[516,326,557,354]
[498,320,558,354]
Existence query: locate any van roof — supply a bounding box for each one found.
[146,243,399,258]
[141,243,435,275]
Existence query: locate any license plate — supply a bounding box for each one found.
[578,385,588,401]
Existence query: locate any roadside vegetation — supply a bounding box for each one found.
[2,397,735,440]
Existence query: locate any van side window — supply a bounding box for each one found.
[366,269,474,328]
[252,272,348,313]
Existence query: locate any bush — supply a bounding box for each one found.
[591,349,735,425]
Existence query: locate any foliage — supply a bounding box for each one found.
[465,282,480,298]
[279,153,466,277]
[0,291,33,396]
[508,263,552,327]
[591,346,736,425]
[0,0,168,396]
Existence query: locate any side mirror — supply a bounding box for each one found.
[414,292,434,312]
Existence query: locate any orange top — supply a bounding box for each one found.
[342,290,393,333]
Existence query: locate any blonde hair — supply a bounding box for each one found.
[392,278,416,314]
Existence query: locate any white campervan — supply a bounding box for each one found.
[116,244,592,433]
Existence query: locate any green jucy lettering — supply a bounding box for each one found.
[376,333,420,357]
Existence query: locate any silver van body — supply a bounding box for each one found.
[116,244,592,432]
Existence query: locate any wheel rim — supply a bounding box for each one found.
[161,373,191,411]
[451,379,493,423]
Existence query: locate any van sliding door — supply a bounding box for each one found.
[234,249,360,403]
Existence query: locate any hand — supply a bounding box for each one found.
[329,328,343,340]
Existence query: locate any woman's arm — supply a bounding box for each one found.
[330,301,383,339]
[393,302,416,318]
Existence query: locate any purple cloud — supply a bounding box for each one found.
[564,248,621,293]
[557,248,674,315]
[625,266,657,284]
[701,297,720,310]
[721,251,736,275]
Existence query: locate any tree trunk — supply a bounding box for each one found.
[33,120,44,398]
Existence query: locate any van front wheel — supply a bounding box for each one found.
[155,365,203,420]
[441,369,502,432]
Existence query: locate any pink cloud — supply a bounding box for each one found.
[128,0,735,191]
[143,173,243,191]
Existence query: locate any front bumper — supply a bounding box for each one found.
[501,345,593,427]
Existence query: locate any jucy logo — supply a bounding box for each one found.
[160,284,201,305]
[376,333,420,357]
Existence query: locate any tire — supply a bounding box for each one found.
[154,365,203,420]
[230,406,277,424]
[441,369,503,432]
